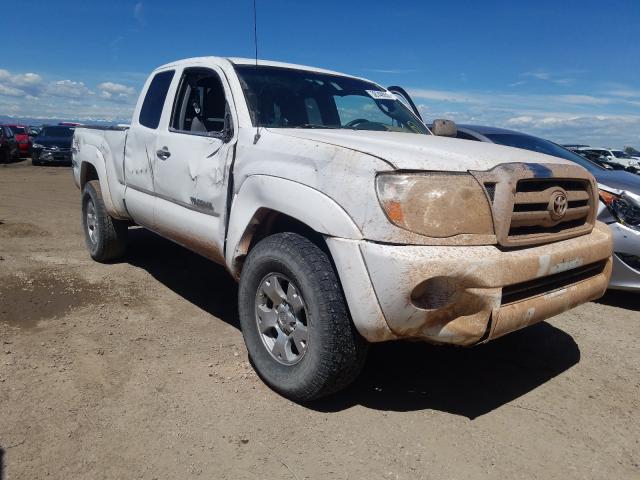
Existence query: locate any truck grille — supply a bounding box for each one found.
[507,179,592,241]
[471,163,598,248]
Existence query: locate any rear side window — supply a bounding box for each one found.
[139,70,175,129]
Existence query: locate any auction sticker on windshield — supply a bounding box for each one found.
[366,90,396,100]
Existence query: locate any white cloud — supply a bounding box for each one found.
[516,70,575,87]
[0,68,139,122]
[408,88,485,104]
[0,69,44,97]
[12,72,43,87]
[46,80,93,98]
[410,85,640,147]
[606,86,640,99]
[133,2,145,26]
[524,70,551,81]
[0,84,25,97]
[98,82,136,96]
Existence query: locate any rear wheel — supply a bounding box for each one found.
[238,232,368,402]
[81,180,127,262]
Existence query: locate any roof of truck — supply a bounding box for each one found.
[154,56,363,81]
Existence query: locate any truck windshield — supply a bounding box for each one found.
[235,65,428,134]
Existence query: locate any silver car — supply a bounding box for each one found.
[455,125,640,291]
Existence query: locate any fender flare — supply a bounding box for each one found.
[225,175,362,272]
[79,144,126,219]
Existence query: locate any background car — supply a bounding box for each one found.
[31,125,75,166]
[624,146,640,162]
[0,125,20,163]
[5,124,32,158]
[454,124,640,291]
[574,147,640,171]
[29,125,42,136]
[565,147,628,171]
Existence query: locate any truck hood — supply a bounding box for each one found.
[272,128,574,172]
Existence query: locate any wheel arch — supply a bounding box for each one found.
[80,161,99,189]
[225,175,362,277]
[77,143,128,219]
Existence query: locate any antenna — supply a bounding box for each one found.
[253,0,259,67]
[252,0,261,144]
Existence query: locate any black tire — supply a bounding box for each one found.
[238,232,368,402]
[31,158,40,166]
[81,180,127,262]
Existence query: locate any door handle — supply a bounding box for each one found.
[156,147,171,160]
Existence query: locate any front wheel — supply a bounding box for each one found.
[238,232,368,402]
[81,180,127,262]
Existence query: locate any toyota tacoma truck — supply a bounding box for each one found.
[72,57,613,401]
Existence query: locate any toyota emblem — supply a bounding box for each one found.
[549,190,568,220]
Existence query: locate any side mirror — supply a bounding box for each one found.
[431,119,457,137]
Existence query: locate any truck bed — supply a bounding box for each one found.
[73,125,130,218]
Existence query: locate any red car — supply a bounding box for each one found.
[6,124,31,157]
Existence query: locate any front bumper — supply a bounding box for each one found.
[332,222,612,346]
[32,149,72,163]
[608,222,640,291]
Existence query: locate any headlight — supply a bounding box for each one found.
[600,189,640,230]
[32,143,44,149]
[376,172,494,237]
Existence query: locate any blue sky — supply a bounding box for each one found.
[1,0,638,146]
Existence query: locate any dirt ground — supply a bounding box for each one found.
[0,159,638,480]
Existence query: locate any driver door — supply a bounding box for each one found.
[151,65,237,264]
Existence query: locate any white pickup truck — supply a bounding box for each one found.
[72,57,612,401]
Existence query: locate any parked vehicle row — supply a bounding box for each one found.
[565,146,640,174]
[0,122,78,165]
[71,56,613,401]
[1,124,32,158]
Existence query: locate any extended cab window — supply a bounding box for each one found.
[235,65,427,134]
[171,68,227,134]
[139,70,175,129]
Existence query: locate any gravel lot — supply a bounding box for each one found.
[1,159,639,479]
